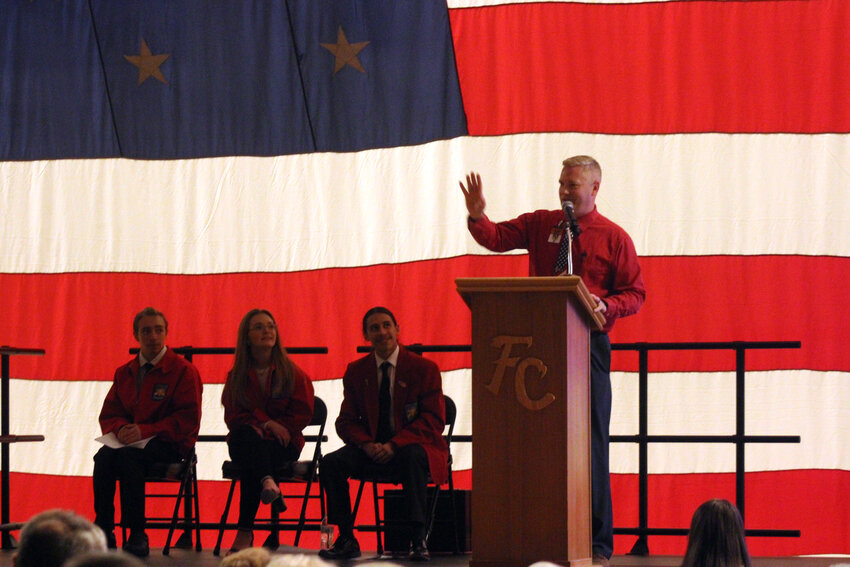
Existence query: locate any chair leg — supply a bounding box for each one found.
[448,471,460,554]
[163,474,189,556]
[173,468,195,550]
[193,467,202,551]
[293,476,314,546]
[319,474,326,519]
[372,481,383,555]
[351,479,366,519]
[213,480,238,556]
[352,480,381,551]
[425,485,441,543]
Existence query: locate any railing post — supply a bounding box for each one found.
[628,346,650,555]
[735,344,746,522]
[1,352,10,549]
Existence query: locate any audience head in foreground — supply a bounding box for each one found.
[219,546,272,567]
[681,499,752,567]
[14,509,106,567]
[63,550,145,567]
[220,550,340,567]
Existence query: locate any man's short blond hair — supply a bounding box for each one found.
[562,155,601,180]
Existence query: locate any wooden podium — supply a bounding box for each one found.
[456,277,605,567]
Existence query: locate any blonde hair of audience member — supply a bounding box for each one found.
[267,555,366,567]
[681,499,752,567]
[63,550,145,567]
[14,509,107,567]
[219,546,272,567]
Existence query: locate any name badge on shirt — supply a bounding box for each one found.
[151,383,169,401]
[548,226,564,244]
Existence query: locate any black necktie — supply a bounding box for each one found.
[554,226,572,274]
[137,362,153,393]
[376,361,393,443]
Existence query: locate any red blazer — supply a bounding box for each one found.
[335,346,449,485]
[99,348,203,454]
[222,363,315,452]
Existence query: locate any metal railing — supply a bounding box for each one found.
[609,340,801,554]
[0,339,801,553]
[362,339,803,554]
[0,346,46,549]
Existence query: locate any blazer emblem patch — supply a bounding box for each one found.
[151,383,169,401]
[404,402,419,423]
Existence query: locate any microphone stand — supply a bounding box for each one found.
[562,202,581,275]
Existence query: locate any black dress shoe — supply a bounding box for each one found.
[318,534,361,560]
[123,531,150,557]
[410,539,430,562]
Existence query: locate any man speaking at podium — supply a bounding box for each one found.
[460,155,645,566]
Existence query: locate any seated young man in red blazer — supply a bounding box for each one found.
[319,306,448,562]
[93,307,203,557]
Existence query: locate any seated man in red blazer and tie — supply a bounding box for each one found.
[319,306,448,562]
[93,307,203,558]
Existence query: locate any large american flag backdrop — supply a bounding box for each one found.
[2,0,849,556]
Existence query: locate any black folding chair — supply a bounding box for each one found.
[119,447,201,556]
[213,396,328,555]
[351,395,459,555]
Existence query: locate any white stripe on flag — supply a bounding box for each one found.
[3,133,850,275]
[8,368,847,479]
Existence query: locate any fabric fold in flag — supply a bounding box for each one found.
[288,0,467,152]
[2,0,467,161]
[0,2,118,159]
[89,0,314,159]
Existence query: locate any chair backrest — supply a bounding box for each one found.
[299,396,328,473]
[443,395,457,444]
[443,395,458,471]
[309,396,328,430]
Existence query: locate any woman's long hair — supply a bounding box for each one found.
[222,309,295,410]
[681,499,752,567]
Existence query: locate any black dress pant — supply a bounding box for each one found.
[591,332,614,558]
[227,425,301,529]
[321,443,429,541]
[93,438,181,533]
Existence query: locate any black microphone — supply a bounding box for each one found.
[562,201,581,237]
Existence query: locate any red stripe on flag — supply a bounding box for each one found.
[0,254,844,381]
[6,469,849,555]
[456,468,850,555]
[618,254,844,373]
[450,1,850,135]
[610,469,850,556]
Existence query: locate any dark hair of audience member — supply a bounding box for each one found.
[13,509,106,567]
[681,499,752,567]
[62,551,145,567]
